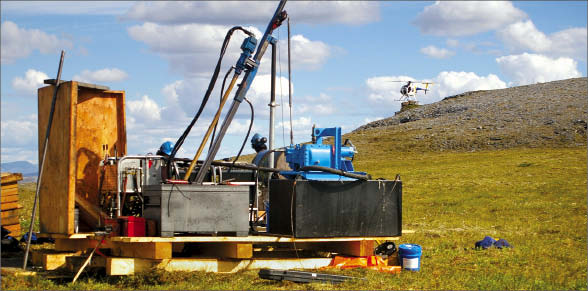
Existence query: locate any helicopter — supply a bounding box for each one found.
[389,80,434,102]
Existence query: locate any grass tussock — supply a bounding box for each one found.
[2,147,586,290]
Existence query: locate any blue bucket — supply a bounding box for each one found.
[398,244,422,271]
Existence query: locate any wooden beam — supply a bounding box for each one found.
[110,235,401,243]
[1,215,20,226]
[106,257,156,276]
[1,173,23,184]
[30,250,82,270]
[1,202,22,211]
[1,193,19,203]
[113,242,172,260]
[105,257,333,275]
[1,209,20,219]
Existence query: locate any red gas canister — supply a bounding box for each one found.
[118,216,146,237]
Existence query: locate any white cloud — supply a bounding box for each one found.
[12,69,49,95]
[497,20,551,53]
[128,22,333,76]
[127,95,162,126]
[1,20,72,63]
[123,1,379,25]
[295,93,335,115]
[365,72,506,112]
[72,68,128,83]
[446,39,459,48]
[0,1,134,15]
[413,1,526,36]
[550,27,588,61]
[282,35,332,71]
[0,118,37,147]
[496,53,582,86]
[277,116,312,136]
[227,119,258,135]
[498,20,587,61]
[432,71,506,100]
[420,45,455,59]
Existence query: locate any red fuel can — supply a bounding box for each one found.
[118,216,146,237]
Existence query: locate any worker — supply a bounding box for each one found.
[251,133,268,153]
[157,141,174,180]
[157,141,174,157]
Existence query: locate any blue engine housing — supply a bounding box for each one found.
[280,127,366,181]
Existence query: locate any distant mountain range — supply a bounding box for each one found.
[1,161,38,178]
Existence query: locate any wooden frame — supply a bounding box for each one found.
[37,81,126,235]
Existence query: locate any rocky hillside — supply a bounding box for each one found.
[351,77,587,151]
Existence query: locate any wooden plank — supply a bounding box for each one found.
[1,182,18,194]
[1,215,20,226]
[1,209,19,219]
[198,243,253,259]
[37,232,93,239]
[3,224,21,236]
[1,202,22,211]
[106,257,156,276]
[1,173,23,184]
[1,194,19,203]
[109,235,401,243]
[44,79,110,91]
[38,82,75,235]
[106,257,333,275]
[113,242,172,260]
[30,250,82,270]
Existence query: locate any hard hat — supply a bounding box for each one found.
[159,141,174,155]
[251,133,262,143]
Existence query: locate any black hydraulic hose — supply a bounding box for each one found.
[170,158,369,180]
[298,166,371,180]
[210,66,235,152]
[168,26,253,178]
[229,97,254,173]
[222,161,370,181]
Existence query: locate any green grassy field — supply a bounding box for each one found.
[2,147,586,290]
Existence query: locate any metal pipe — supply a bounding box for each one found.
[287,17,294,146]
[183,73,239,180]
[268,41,277,169]
[23,51,65,270]
[194,0,288,184]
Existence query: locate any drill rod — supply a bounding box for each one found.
[23,50,65,270]
[194,0,287,184]
[183,73,240,180]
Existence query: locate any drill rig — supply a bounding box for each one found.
[98,0,402,238]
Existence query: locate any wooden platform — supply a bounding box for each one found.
[31,232,411,275]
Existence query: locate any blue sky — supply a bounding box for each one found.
[1,1,586,163]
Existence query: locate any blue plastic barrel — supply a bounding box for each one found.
[398,244,422,271]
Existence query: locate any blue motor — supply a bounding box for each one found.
[280,127,366,180]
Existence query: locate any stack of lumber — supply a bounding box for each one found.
[1,173,23,236]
